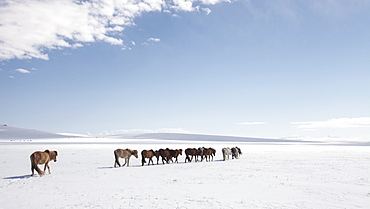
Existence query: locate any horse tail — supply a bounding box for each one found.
[114,150,120,167]
[30,153,43,176]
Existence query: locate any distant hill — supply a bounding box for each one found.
[0,125,70,140]
[111,133,301,143]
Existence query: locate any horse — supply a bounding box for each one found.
[195,147,204,162]
[231,147,241,159]
[222,147,232,161]
[169,149,182,163]
[203,147,216,162]
[159,148,172,164]
[30,150,58,176]
[114,149,138,167]
[185,148,203,162]
[185,148,196,163]
[141,149,156,166]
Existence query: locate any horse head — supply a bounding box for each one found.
[132,150,139,158]
[44,150,58,162]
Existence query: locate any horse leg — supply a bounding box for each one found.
[161,156,166,164]
[142,157,146,166]
[114,158,121,167]
[43,162,49,174]
[123,158,127,167]
[31,165,36,176]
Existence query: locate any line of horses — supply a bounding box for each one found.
[114,146,242,167]
[29,146,242,176]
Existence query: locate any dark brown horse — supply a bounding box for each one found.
[185,148,203,163]
[185,148,196,163]
[114,149,138,167]
[141,149,156,166]
[169,149,183,163]
[30,150,58,176]
[159,148,172,164]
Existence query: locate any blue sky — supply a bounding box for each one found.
[1,0,370,138]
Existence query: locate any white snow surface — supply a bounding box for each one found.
[1,126,369,208]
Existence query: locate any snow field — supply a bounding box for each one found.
[1,140,369,208]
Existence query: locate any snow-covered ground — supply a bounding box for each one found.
[0,126,369,208]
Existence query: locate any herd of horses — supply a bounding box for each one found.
[30,146,242,176]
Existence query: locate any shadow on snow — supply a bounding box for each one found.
[3,174,32,180]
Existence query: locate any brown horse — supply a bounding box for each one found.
[114,149,138,167]
[202,147,213,162]
[141,149,156,166]
[30,150,58,176]
[169,149,182,163]
[185,148,203,163]
[159,148,172,164]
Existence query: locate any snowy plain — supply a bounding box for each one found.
[0,126,369,208]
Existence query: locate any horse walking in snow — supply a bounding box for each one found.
[222,147,232,161]
[141,149,156,166]
[231,147,242,159]
[114,149,138,167]
[30,150,58,176]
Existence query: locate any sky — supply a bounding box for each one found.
[1,0,370,138]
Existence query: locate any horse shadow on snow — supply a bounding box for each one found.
[3,174,33,180]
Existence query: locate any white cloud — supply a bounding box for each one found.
[9,76,15,79]
[0,0,232,61]
[148,38,161,42]
[171,0,195,12]
[202,7,212,15]
[292,117,370,129]
[237,122,266,125]
[15,68,30,74]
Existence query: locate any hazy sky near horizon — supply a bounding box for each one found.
[1,0,370,138]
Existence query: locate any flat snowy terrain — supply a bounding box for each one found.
[0,126,369,208]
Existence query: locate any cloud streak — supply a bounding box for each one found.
[292,117,370,129]
[0,0,230,61]
[15,68,31,74]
